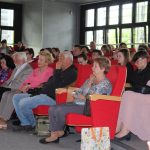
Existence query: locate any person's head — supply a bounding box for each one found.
[138,44,149,52]
[59,51,73,70]
[119,42,127,49]
[52,48,60,59]
[12,52,27,66]
[73,45,82,57]
[25,48,34,61]
[90,41,96,51]
[81,46,89,54]
[77,53,88,65]
[92,57,111,76]
[38,50,54,68]
[1,39,7,48]
[92,50,103,60]
[101,44,110,54]
[17,41,23,47]
[0,55,15,70]
[117,48,130,65]
[132,51,149,70]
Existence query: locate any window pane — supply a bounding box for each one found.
[146,26,148,43]
[1,30,14,45]
[122,3,132,24]
[96,30,103,49]
[85,31,93,45]
[136,1,148,23]
[1,9,14,26]
[134,27,145,43]
[109,5,119,25]
[97,7,106,26]
[85,9,94,27]
[108,29,116,44]
[122,28,131,44]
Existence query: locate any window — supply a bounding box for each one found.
[96,30,103,49]
[109,5,119,25]
[136,1,148,23]
[108,29,116,45]
[134,27,145,43]
[1,30,14,45]
[122,3,132,24]
[85,9,94,27]
[122,28,131,44]
[85,31,93,45]
[97,7,106,26]
[1,9,14,27]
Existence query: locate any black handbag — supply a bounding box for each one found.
[27,88,42,96]
[83,96,91,116]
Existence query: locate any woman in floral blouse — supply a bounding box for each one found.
[0,55,15,85]
[39,56,112,144]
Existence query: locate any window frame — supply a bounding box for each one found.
[80,0,150,48]
[0,2,22,45]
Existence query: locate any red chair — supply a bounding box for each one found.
[66,65,126,139]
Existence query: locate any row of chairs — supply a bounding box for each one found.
[33,63,127,139]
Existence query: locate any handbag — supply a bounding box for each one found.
[81,127,110,150]
[83,96,91,116]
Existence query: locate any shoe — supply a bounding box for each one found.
[115,132,131,141]
[12,120,21,126]
[13,125,35,132]
[39,138,59,144]
[59,130,69,138]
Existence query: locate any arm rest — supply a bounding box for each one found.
[89,94,121,102]
[56,88,67,94]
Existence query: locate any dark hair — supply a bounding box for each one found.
[94,57,111,74]
[78,53,88,61]
[118,48,130,65]
[101,45,110,52]
[25,48,34,58]
[132,51,150,62]
[81,46,89,52]
[92,50,103,56]
[74,45,81,50]
[119,42,127,48]
[138,44,149,52]
[0,55,15,69]
[1,39,7,44]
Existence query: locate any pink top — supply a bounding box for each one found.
[20,67,53,89]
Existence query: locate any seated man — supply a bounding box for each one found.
[12,51,77,131]
[0,52,33,101]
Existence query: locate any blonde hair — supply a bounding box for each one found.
[39,49,54,64]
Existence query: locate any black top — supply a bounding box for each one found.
[126,62,134,83]
[129,62,150,86]
[41,65,77,99]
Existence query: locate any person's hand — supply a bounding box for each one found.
[56,61,62,69]
[72,92,85,100]
[88,74,96,87]
[20,84,30,93]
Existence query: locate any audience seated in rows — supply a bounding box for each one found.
[39,57,112,144]
[12,51,77,131]
[115,51,150,142]
[14,41,25,52]
[0,55,15,85]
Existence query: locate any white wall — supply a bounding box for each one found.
[22,0,80,55]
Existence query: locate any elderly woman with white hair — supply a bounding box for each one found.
[0,52,33,128]
[12,51,77,131]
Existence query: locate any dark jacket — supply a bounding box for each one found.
[41,65,77,99]
[130,62,150,87]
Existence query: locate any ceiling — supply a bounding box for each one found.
[0,0,109,4]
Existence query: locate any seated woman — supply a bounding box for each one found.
[39,57,112,144]
[0,55,15,85]
[0,50,54,129]
[117,48,134,83]
[115,51,150,144]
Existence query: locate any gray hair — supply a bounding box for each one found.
[13,52,27,62]
[62,51,73,64]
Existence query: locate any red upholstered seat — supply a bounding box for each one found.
[66,65,126,139]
